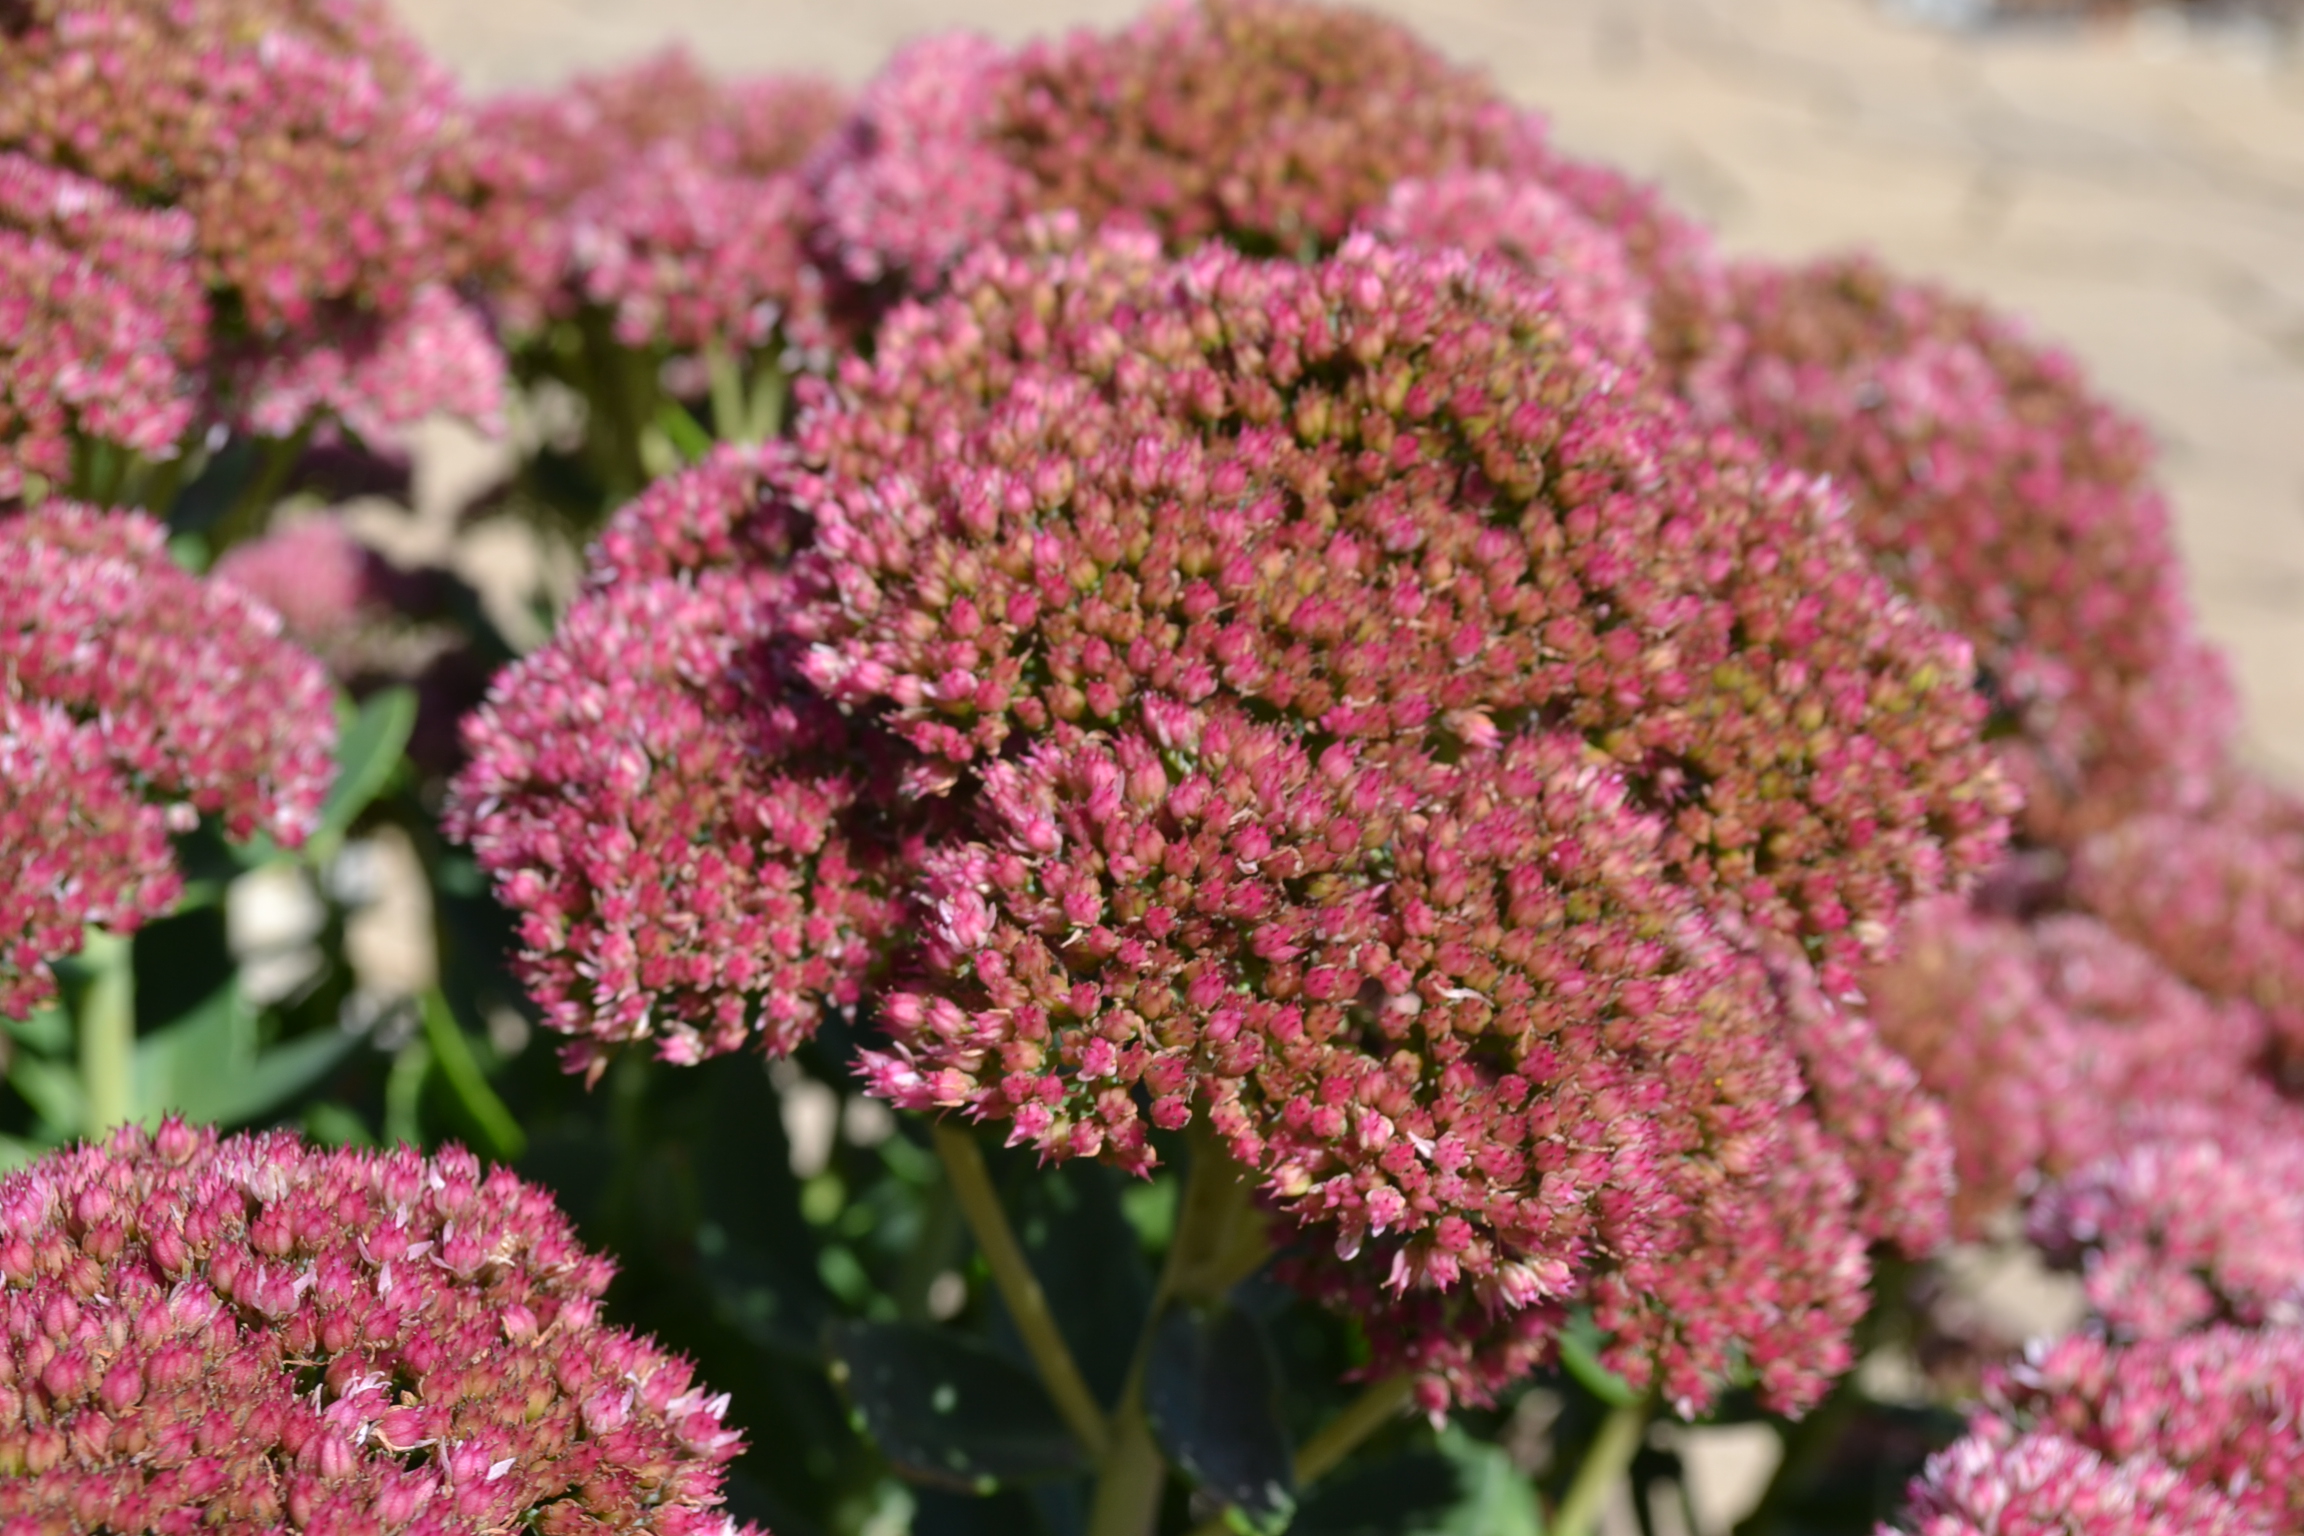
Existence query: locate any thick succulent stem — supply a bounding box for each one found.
[1552,1396,1653,1536]
[74,927,136,1135]
[933,1120,1113,1462]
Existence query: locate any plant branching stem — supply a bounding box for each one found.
[1182,1373,1417,1536]
[932,1120,1112,1462]
[1552,1397,1652,1536]
[75,928,136,1135]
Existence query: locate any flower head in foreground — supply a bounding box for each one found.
[807,0,1536,290]
[0,503,335,1012]
[2028,1095,2304,1339]
[0,0,478,333]
[447,448,909,1077]
[1712,255,2233,842]
[795,228,2010,990]
[473,56,846,349]
[1884,1428,2256,1536]
[0,1122,760,1536]
[0,154,207,495]
[1866,897,2267,1234]
[2071,774,2304,1059]
[1985,1327,2304,1529]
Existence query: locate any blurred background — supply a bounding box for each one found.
[389,0,2304,785]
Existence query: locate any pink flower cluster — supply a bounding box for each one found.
[454,226,2005,1410]
[474,53,846,356]
[2071,773,2304,1059]
[0,154,207,494]
[0,0,473,333]
[1985,1327,2304,1528]
[807,0,1541,289]
[0,1121,760,1536]
[1885,1428,2258,1536]
[1,502,335,1014]
[1706,255,2234,844]
[1865,897,2266,1233]
[229,284,507,446]
[2028,1095,2304,1339]
[449,447,907,1080]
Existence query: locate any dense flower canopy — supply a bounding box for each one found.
[453,223,2009,1411]
[1885,1428,2256,1536]
[0,0,477,332]
[0,1122,759,1536]
[474,54,847,353]
[0,155,207,494]
[0,503,334,1015]
[1707,255,2233,843]
[1865,897,2267,1233]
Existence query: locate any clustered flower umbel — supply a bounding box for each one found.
[1,503,334,1016]
[0,0,512,453]
[455,226,2008,1411]
[1705,255,2234,846]
[0,154,207,495]
[1865,896,2267,1235]
[0,1122,759,1536]
[474,52,848,357]
[1884,1327,2304,1535]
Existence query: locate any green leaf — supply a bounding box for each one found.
[1291,1430,1543,1536]
[418,990,525,1161]
[1144,1301,1296,1533]
[134,982,359,1129]
[827,1321,1094,1490]
[657,398,714,464]
[693,1058,832,1357]
[7,1055,85,1138]
[1559,1309,1640,1408]
[309,687,417,856]
[993,1154,1153,1409]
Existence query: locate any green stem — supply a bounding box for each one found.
[384,1034,431,1148]
[75,928,136,1135]
[1552,1397,1652,1536]
[932,1121,1112,1462]
[419,990,526,1161]
[211,425,312,552]
[743,357,789,443]
[1089,1124,1274,1536]
[705,343,748,444]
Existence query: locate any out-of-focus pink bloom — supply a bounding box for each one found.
[1884,1427,2259,1536]
[1357,172,1649,363]
[0,698,177,1019]
[470,54,846,349]
[1867,897,2267,1234]
[445,449,907,1078]
[805,0,1539,291]
[0,503,335,1011]
[1710,255,2234,843]
[2072,774,2304,1059]
[0,1121,763,1535]
[230,282,507,445]
[1986,1327,2304,1528]
[0,0,482,333]
[2029,1096,2304,1339]
[0,153,208,493]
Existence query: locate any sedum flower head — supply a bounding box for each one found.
[0,1121,760,1536]
[447,448,908,1079]
[1866,897,2267,1234]
[0,0,479,333]
[1884,1427,2257,1536]
[227,284,508,447]
[794,227,2009,989]
[1710,255,2233,843]
[0,503,335,1013]
[0,155,207,495]
[806,0,1537,290]
[1984,1327,2304,1529]
[2028,1096,2304,1340]
[2071,775,2304,1061]
[472,56,845,349]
